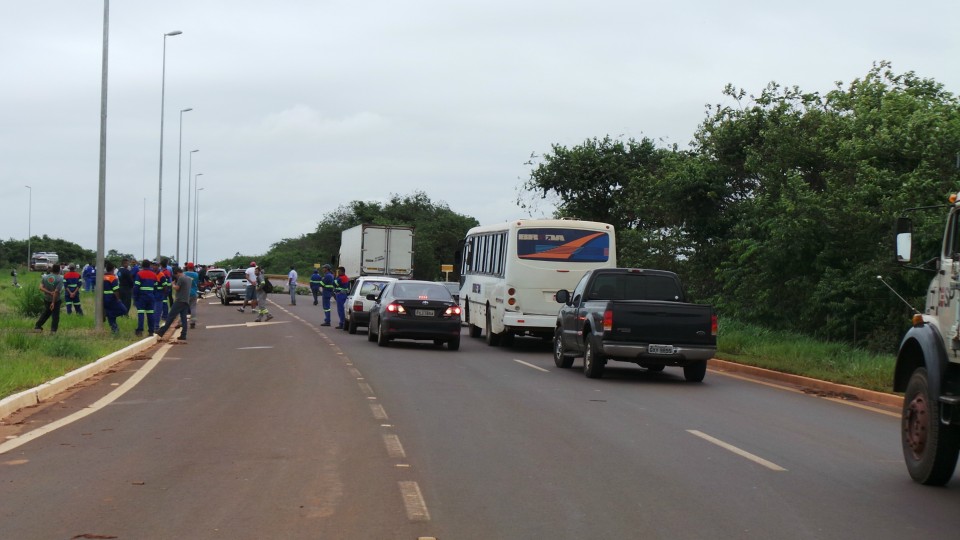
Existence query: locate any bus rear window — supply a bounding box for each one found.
[517,228,610,262]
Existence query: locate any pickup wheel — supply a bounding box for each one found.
[583,338,606,379]
[683,361,707,382]
[902,368,960,485]
[553,327,575,368]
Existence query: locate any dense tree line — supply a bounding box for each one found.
[0,236,96,271]
[521,63,960,351]
[217,192,478,281]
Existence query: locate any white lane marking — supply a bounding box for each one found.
[687,430,787,471]
[358,382,374,396]
[237,346,274,350]
[370,404,388,420]
[399,481,431,521]
[384,434,407,459]
[513,359,549,372]
[206,321,290,329]
[0,344,173,455]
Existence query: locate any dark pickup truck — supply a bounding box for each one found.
[553,268,717,381]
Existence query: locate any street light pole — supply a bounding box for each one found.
[25,185,31,268]
[186,149,199,262]
[155,29,182,262]
[195,187,205,263]
[95,0,110,331]
[175,107,192,264]
[142,197,147,260]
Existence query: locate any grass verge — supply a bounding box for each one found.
[716,319,895,393]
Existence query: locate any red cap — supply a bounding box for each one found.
[185,262,195,269]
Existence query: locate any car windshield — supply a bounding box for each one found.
[359,281,390,296]
[392,283,451,300]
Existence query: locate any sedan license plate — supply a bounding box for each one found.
[648,344,675,355]
[415,309,435,317]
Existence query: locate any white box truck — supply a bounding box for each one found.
[338,225,414,279]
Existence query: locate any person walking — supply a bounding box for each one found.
[82,262,96,292]
[254,265,274,322]
[319,263,335,326]
[11,268,19,288]
[158,257,173,321]
[238,261,258,313]
[288,266,298,305]
[309,267,322,305]
[156,266,193,342]
[133,259,159,337]
[101,261,127,334]
[183,262,200,329]
[62,264,84,315]
[334,266,350,329]
[34,264,63,333]
[117,258,134,317]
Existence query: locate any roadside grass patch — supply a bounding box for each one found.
[717,319,895,393]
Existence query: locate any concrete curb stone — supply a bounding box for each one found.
[0,335,159,422]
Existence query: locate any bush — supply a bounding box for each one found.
[14,284,45,317]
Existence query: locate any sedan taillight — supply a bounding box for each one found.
[386,303,406,314]
[444,306,462,317]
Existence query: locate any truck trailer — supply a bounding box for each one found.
[338,225,414,281]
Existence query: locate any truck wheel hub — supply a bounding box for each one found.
[904,394,929,458]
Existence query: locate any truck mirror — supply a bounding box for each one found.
[555,289,570,304]
[895,217,912,263]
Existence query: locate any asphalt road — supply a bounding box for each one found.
[3,296,960,539]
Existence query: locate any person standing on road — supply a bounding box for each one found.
[34,264,63,333]
[334,266,350,330]
[133,259,159,337]
[158,257,173,321]
[156,266,193,342]
[320,263,335,326]
[287,265,298,305]
[62,264,84,316]
[309,267,322,306]
[184,262,200,329]
[82,263,96,292]
[238,261,258,313]
[254,265,274,323]
[101,261,126,334]
[117,258,134,317]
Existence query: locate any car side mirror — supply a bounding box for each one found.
[556,289,570,304]
[895,217,912,263]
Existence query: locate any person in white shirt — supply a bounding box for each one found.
[288,266,298,305]
[238,261,258,313]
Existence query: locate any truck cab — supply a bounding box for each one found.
[894,196,960,486]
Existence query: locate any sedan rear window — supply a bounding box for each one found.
[392,283,451,300]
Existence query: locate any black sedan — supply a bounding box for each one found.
[367,280,462,350]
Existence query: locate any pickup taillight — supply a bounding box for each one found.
[225,282,230,292]
[711,314,718,336]
[603,309,613,332]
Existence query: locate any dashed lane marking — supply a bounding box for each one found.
[687,429,787,471]
[399,481,430,522]
[513,359,549,372]
[206,321,290,329]
[384,434,407,459]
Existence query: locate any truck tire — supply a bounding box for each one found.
[553,327,575,368]
[683,361,707,382]
[485,309,501,346]
[583,338,605,379]
[902,368,960,485]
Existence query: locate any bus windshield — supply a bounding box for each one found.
[516,228,610,262]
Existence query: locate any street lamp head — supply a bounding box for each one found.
[191,149,199,154]
[181,107,193,113]
[166,30,183,36]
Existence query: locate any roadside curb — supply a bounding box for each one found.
[710,358,902,408]
[0,336,159,422]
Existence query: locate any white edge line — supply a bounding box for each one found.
[0,344,173,455]
[513,359,549,372]
[687,429,787,471]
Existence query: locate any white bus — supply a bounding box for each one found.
[458,219,616,345]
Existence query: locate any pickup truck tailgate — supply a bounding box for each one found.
[607,300,714,346]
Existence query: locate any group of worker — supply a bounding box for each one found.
[32,257,200,341]
[306,264,350,329]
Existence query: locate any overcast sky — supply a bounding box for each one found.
[2,1,958,264]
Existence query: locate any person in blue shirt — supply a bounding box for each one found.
[310,268,322,306]
[320,264,335,326]
[183,262,200,329]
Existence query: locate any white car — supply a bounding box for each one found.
[344,276,397,334]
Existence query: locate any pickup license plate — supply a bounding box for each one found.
[648,344,675,355]
[415,309,434,317]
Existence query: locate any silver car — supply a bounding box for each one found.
[344,276,397,334]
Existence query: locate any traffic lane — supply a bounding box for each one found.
[0,300,435,540]
[328,330,960,539]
